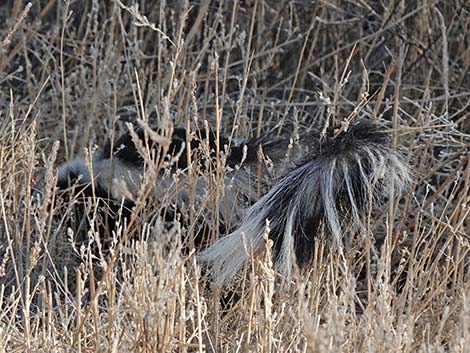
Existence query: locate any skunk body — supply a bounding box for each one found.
[57,120,410,287]
[57,125,291,240]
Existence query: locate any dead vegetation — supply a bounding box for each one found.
[0,0,469,352]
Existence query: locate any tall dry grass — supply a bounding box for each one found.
[0,0,469,352]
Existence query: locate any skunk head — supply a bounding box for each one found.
[55,127,151,243]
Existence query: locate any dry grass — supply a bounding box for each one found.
[0,0,469,352]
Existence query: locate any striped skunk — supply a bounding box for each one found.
[57,119,410,287]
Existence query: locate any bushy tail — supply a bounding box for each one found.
[199,120,411,287]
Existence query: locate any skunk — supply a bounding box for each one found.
[57,119,410,287]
